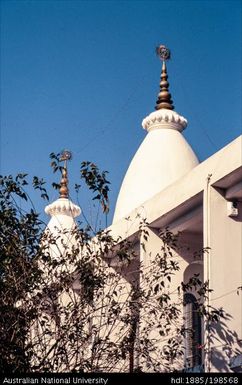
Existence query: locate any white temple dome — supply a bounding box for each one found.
[112,109,199,223]
[44,193,81,265]
[112,46,199,223]
[45,197,81,234]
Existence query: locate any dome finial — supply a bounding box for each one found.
[59,150,72,199]
[155,45,174,111]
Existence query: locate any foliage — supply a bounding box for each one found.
[0,174,48,372]
[80,161,110,214]
[0,161,234,373]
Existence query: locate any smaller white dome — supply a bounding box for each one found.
[113,109,199,223]
[45,198,81,234]
[43,198,81,265]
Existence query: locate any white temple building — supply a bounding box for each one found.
[44,46,242,373]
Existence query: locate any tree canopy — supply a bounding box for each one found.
[0,158,230,373]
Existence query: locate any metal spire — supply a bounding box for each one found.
[59,150,72,199]
[155,45,174,111]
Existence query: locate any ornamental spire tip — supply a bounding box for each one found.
[156,45,171,62]
[59,150,72,199]
[155,44,174,111]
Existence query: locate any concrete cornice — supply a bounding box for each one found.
[45,198,81,218]
[142,109,187,132]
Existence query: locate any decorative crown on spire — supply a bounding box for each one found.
[59,150,72,199]
[155,45,174,111]
[45,149,81,219]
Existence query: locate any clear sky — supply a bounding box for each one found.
[1,0,241,227]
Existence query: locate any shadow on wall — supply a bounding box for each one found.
[208,310,242,372]
[182,260,242,373]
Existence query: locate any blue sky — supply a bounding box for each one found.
[1,0,241,227]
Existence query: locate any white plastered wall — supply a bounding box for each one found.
[204,187,242,372]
